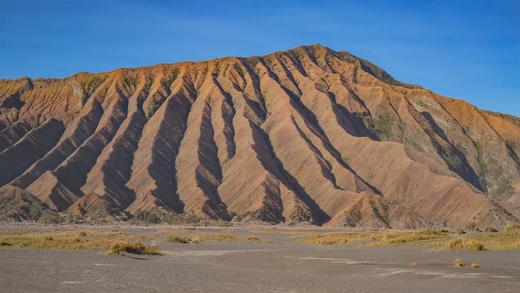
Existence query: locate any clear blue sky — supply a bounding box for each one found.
[1,0,519,116]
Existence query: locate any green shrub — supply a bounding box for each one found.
[162,213,201,225]
[135,211,161,224]
[288,209,312,223]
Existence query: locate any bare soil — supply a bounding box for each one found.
[0,224,519,293]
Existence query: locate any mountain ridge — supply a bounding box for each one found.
[0,44,519,228]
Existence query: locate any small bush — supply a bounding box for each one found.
[445,238,485,251]
[288,209,313,223]
[107,241,160,255]
[135,211,161,224]
[162,213,202,225]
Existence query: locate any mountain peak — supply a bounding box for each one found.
[0,46,518,227]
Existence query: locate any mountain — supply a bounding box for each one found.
[0,44,519,228]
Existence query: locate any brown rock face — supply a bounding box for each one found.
[0,45,519,228]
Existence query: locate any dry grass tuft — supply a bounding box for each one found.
[300,232,361,245]
[504,223,520,232]
[196,233,237,242]
[0,230,146,251]
[470,262,480,269]
[107,241,160,255]
[454,258,464,267]
[246,235,260,241]
[300,227,520,251]
[300,230,449,247]
[444,238,485,251]
[167,234,191,244]
[166,232,245,244]
[468,225,520,250]
[166,232,262,244]
[368,229,448,247]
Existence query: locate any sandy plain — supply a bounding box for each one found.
[0,224,519,293]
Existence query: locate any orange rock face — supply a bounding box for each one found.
[0,45,518,228]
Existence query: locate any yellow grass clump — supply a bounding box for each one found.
[468,224,520,250]
[246,235,261,241]
[107,241,160,255]
[0,230,146,251]
[166,232,240,244]
[196,233,237,242]
[454,258,464,267]
[300,230,450,246]
[368,230,449,247]
[167,232,261,243]
[300,232,363,245]
[504,223,520,232]
[167,235,192,244]
[444,238,485,251]
[300,227,520,251]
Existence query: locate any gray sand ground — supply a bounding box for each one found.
[0,224,519,292]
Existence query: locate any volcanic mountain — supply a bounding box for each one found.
[0,45,519,228]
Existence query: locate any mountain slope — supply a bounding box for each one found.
[0,45,518,228]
